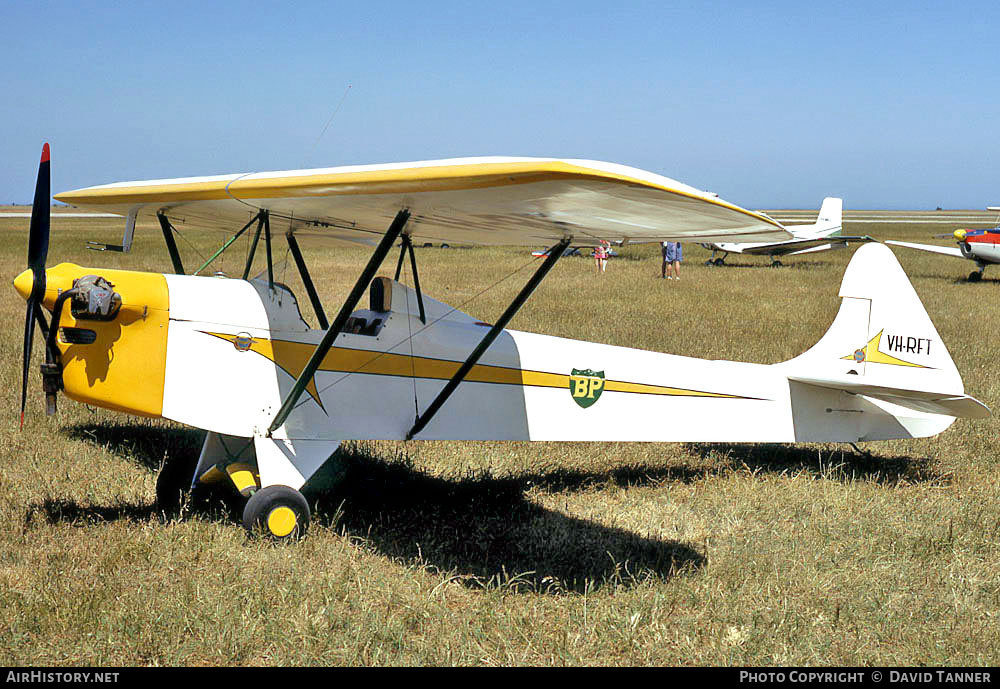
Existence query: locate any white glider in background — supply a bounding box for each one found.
[702,198,874,266]
[14,149,988,541]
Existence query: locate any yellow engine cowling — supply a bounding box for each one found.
[14,262,170,418]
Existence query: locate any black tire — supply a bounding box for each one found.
[242,485,310,541]
[968,271,982,282]
[714,258,725,266]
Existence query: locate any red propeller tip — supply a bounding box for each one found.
[40,143,50,163]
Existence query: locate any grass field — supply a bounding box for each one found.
[0,209,997,666]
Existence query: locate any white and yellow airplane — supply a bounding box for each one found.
[15,145,989,540]
[702,198,874,266]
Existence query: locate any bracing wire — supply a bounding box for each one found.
[286,251,547,416]
[168,225,210,270]
[303,84,352,169]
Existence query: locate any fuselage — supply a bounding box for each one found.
[709,223,843,256]
[15,260,955,446]
[959,228,1000,265]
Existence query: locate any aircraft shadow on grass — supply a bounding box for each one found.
[695,259,831,270]
[686,442,949,486]
[897,268,998,284]
[308,444,707,593]
[29,422,947,592]
[947,276,998,285]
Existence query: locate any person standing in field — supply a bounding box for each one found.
[594,240,610,274]
[661,241,682,280]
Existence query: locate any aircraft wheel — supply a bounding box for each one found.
[771,260,783,268]
[968,271,982,282]
[713,258,725,266]
[242,485,310,541]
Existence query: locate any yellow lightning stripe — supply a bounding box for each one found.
[204,332,755,404]
[842,329,931,369]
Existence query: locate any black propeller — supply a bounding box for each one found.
[20,143,50,429]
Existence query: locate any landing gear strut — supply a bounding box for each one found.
[705,250,727,266]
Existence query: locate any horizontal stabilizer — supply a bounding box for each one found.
[788,375,991,419]
[784,235,875,255]
[886,240,964,258]
[736,235,872,257]
[787,241,840,256]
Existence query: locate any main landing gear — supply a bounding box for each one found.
[704,250,728,266]
[155,444,312,542]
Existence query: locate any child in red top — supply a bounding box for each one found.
[594,240,610,273]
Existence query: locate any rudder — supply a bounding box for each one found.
[815,197,843,235]
[784,242,963,397]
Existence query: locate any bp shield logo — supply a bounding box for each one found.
[570,368,605,408]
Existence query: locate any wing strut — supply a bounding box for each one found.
[267,209,411,435]
[241,210,273,288]
[286,231,329,329]
[393,234,426,324]
[406,236,571,440]
[157,213,186,275]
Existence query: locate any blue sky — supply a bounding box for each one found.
[3,1,997,208]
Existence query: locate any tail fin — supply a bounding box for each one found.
[814,197,843,235]
[782,243,988,438]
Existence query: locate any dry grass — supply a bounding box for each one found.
[0,212,997,666]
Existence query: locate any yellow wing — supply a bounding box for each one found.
[55,157,790,245]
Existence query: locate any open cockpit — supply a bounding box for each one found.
[343,276,393,337]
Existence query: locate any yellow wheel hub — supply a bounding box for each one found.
[266,506,298,538]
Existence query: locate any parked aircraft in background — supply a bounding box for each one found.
[886,207,1000,282]
[701,198,873,266]
[531,245,618,258]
